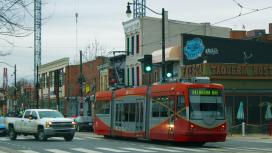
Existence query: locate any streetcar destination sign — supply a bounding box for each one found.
[190,89,221,96]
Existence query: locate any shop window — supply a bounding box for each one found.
[225,96,234,129]
[247,96,260,125]
[234,96,248,125]
[261,96,272,124]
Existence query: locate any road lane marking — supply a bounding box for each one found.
[240,147,272,152]
[71,148,102,153]
[221,147,256,152]
[46,149,71,153]
[147,147,182,152]
[85,137,102,140]
[169,147,207,152]
[0,137,9,141]
[96,147,129,152]
[20,150,40,153]
[122,147,156,152]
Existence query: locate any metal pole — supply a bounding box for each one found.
[161,8,166,83]
[242,121,245,136]
[79,50,83,116]
[14,64,17,111]
[36,65,39,108]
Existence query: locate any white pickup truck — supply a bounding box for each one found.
[5,109,76,141]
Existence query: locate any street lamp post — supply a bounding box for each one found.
[126,2,166,83]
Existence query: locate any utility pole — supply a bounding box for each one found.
[14,64,17,111]
[54,70,60,111]
[79,50,84,116]
[36,65,39,108]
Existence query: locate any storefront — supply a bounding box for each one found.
[182,63,272,133]
[180,34,272,134]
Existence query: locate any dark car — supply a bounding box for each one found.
[72,116,93,132]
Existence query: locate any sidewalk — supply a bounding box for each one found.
[227,134,272,140]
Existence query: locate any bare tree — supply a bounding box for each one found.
[0,0,33,37]
[0,0,34,56]
[74,38,108,64]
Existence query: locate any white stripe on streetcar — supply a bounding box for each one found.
[71,148,102,153]
[96,147,129,152]
[20,150,40,153]
[147,147,182,152]
[122,147,157,152]
[169,147,207,152]
[46,149,71,153]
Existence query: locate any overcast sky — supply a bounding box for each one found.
[0,0,271,85]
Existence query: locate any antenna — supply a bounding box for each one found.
[34,0,42,84]
[133,0,146,18]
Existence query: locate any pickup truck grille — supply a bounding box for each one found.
[50,122,73,128]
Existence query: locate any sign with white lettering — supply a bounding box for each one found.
[182,34,272,65]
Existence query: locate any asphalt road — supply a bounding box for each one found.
[0,132,271,153]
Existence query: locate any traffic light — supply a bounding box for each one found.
[166,63,173,78]
[143,55,152,73]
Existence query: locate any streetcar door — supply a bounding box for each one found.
[113,102,123,136]
[168,96,175,140]
[135,100,144,138]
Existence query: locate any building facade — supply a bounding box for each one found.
[38,58,69,113]
[64,56,106,117]
[98,54,126,91]
[181,34,272,133]
[123,16,231,86]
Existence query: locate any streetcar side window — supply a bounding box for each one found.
[152,96,169,118]
[95,101,110,114]
[177,96,186,117]
[152,102,160,117]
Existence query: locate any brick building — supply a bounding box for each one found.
[64,56,107,116]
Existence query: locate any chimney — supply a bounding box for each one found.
[269,23,272,34]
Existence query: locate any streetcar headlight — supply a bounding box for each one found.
[169,124,175,128]
[190,124,195,129]
[45,121,52,128]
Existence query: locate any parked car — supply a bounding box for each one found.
[0,116,6,136]
[5,109,76,141]
[72,116,92,132]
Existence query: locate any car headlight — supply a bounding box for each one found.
[45,121,52,128]
[72,121,77,128]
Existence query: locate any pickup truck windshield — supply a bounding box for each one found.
[38,111,64,118]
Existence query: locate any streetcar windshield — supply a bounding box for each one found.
[189,88,225,120]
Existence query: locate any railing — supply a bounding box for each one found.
[229,122,272,136]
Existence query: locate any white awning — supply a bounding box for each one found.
[152,46,181,63]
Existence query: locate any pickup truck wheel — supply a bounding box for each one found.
[37,129,47,141]
[64,135,74,141]
[9,128,17,140]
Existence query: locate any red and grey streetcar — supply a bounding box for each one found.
[94,79,226,145]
